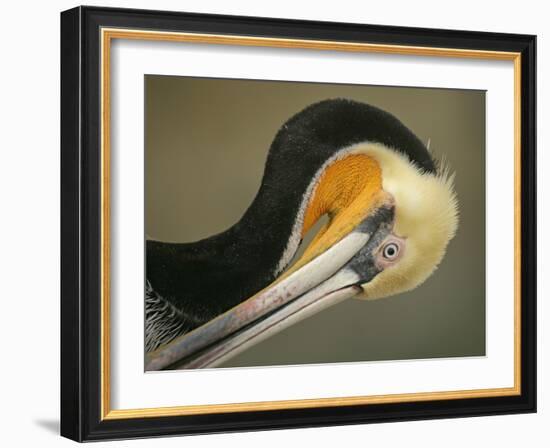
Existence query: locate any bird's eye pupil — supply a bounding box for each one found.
[383,243,399,259]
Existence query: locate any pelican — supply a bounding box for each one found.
[145,98,458,370]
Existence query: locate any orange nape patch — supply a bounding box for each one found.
[302,154,383,236]
[287,154,385,275]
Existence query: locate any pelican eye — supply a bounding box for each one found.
[382,242,399,260]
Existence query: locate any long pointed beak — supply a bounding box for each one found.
[145,198,395,371]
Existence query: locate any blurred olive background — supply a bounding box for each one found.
[145,75,485,368]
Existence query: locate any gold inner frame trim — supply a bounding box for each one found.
[100,27,522,420]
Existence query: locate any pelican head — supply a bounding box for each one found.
[346,142,458,300]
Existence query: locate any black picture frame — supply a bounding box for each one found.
[61,5,536,442]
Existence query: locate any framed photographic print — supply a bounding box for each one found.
[60,6,536,441]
